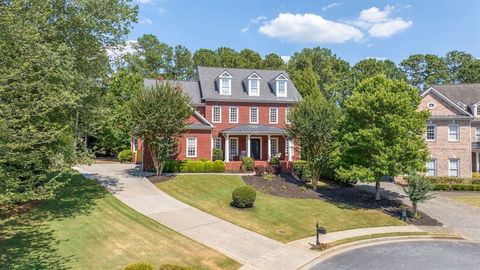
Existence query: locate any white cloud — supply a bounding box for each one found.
[281,55,291,63]
[258,13,363,44]
[106,40,138,62]
[368,18,412,37]
[138,18,153,25]
[322,2,342,11]
[353,5,412,37]
[241,16,267,33]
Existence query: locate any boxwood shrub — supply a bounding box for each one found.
[204,161,213,172]
[123,262,154,270]
[433,184,480,191]
[117,149,133,163]
[241,157,254,171]
[231,185,256,208]
[159,264,193,270]
[212,160,226,172]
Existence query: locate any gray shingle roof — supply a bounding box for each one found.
[221,125,287,135]
[186,123,212,130]
[144,79,202,105]
[197,66,302,103]
[432,83,480,109]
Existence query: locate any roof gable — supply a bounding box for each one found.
[421,87,472,117]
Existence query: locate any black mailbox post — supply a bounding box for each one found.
[316,222,327,246]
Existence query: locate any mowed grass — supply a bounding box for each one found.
[156,175,404,243]
[0,171,240,270]
[450,195,480,208]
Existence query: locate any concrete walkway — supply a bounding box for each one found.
[357,181,480,241]
[287,225,422,249]
[74,164,318,270]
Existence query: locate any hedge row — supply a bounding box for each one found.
[433,184,480,191]
[163,160,225,173]
[426,176,480,185]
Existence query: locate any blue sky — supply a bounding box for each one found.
[130,0,480,64]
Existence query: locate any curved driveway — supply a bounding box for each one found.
[311,240,480,270]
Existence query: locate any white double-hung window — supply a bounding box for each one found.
[250,107,258,124]
[285,139,294,157]
[248,72,260,96]
[448,159,459,177]
[186,137,197,157]
[270,137,278,157]
[275,74,288,97]
[448,124,459,141]
[426,124,436,141]
[218,71,232,95]
[426,159,436,177]
[212,106,222,123]
[476,127,480,142]
[229,138,238,159]
[212,137,221,150]
[229,107,238,123]
[285,107,291,124]
[269,108,278,124]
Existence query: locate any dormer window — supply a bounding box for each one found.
[218,71,232,95]
[275,74,288,97]
[248,72,261,96]
[476,105,480,116]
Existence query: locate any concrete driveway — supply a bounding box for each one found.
[74,163,318,270]
[357,181,480,241]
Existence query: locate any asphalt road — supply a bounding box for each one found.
[310,240,480,270]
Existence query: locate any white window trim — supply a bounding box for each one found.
[286,139,294,157]
[276,80,287,97]
[448,124,460,141]
[186,137,197,158]
[426,159,436,177]
[448,159,460,177]
[269,107,278,124]
[249,107,259,124]
[476,127,480,142]
[212,137,222,150]
[219,78,232,95]
[229,137,239,159]
[229,106,238,123]
[211,106,222,123]
[426,124,436,141]
[248,79,260,96]
[285,107,291,124]
[270,137,279,156]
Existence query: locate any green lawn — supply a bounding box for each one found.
[450,195,480,208]
[0,171,240,270]
[156,175,405,243]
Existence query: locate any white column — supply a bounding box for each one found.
[288,140,293,162]
[267,134,271,161]
[224,135,230,162]
[476,152,479,172]
[247,134,251,158]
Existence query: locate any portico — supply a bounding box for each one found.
[222,125,294,163]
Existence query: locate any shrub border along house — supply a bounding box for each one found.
[162,160,226,173]
[426,176,480,191]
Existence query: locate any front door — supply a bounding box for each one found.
[250,139,261,160]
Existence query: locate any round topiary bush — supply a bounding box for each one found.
[231,185,256,208]
[117,149,133,163]
[123,262,154,270]
[212,160,226,172]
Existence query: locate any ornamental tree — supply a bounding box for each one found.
[287,93,340,189]
[130,83,193,175]
[403,174,434,218]
[336,75,430,200]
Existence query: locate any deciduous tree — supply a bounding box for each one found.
[403,174,434,218]
[130,83,193,175]
[336,75,429,200]
[352,58,406,85]
[400,54,449,90]
[262,53,286,70]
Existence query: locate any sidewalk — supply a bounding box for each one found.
[74,163,318,270]
[288,225,422,249]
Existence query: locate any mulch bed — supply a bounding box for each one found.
[148,175,176,184]
[242,173,441,226]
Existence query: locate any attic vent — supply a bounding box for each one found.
[427,102,436,109]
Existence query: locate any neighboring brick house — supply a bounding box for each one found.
[134,66,302,171]
[419,83,480,178]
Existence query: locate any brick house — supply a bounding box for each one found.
[420,83,480,177]
[133,66,302,171]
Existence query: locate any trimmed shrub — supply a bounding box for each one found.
[254,165,265,176]
[159,264,193,270]
[270,156,280,166]
[204,161,213,172]
[426,176,474,184]
[117,149,133,163]
[123,262,154,270]
[241,157,254,172]
[163,160,183,173]
[195,161,205,172]
[212,148,223,161]
[473,172,480,179]
[231,185,256,208]
[212,160,226,172]
[433,184,480,191]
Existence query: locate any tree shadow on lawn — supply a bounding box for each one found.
[243,174,441,226]
[0,171,107,269]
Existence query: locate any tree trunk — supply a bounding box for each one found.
[412,202,417,218]
[149,147,161,176]
[375,180,381,201]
